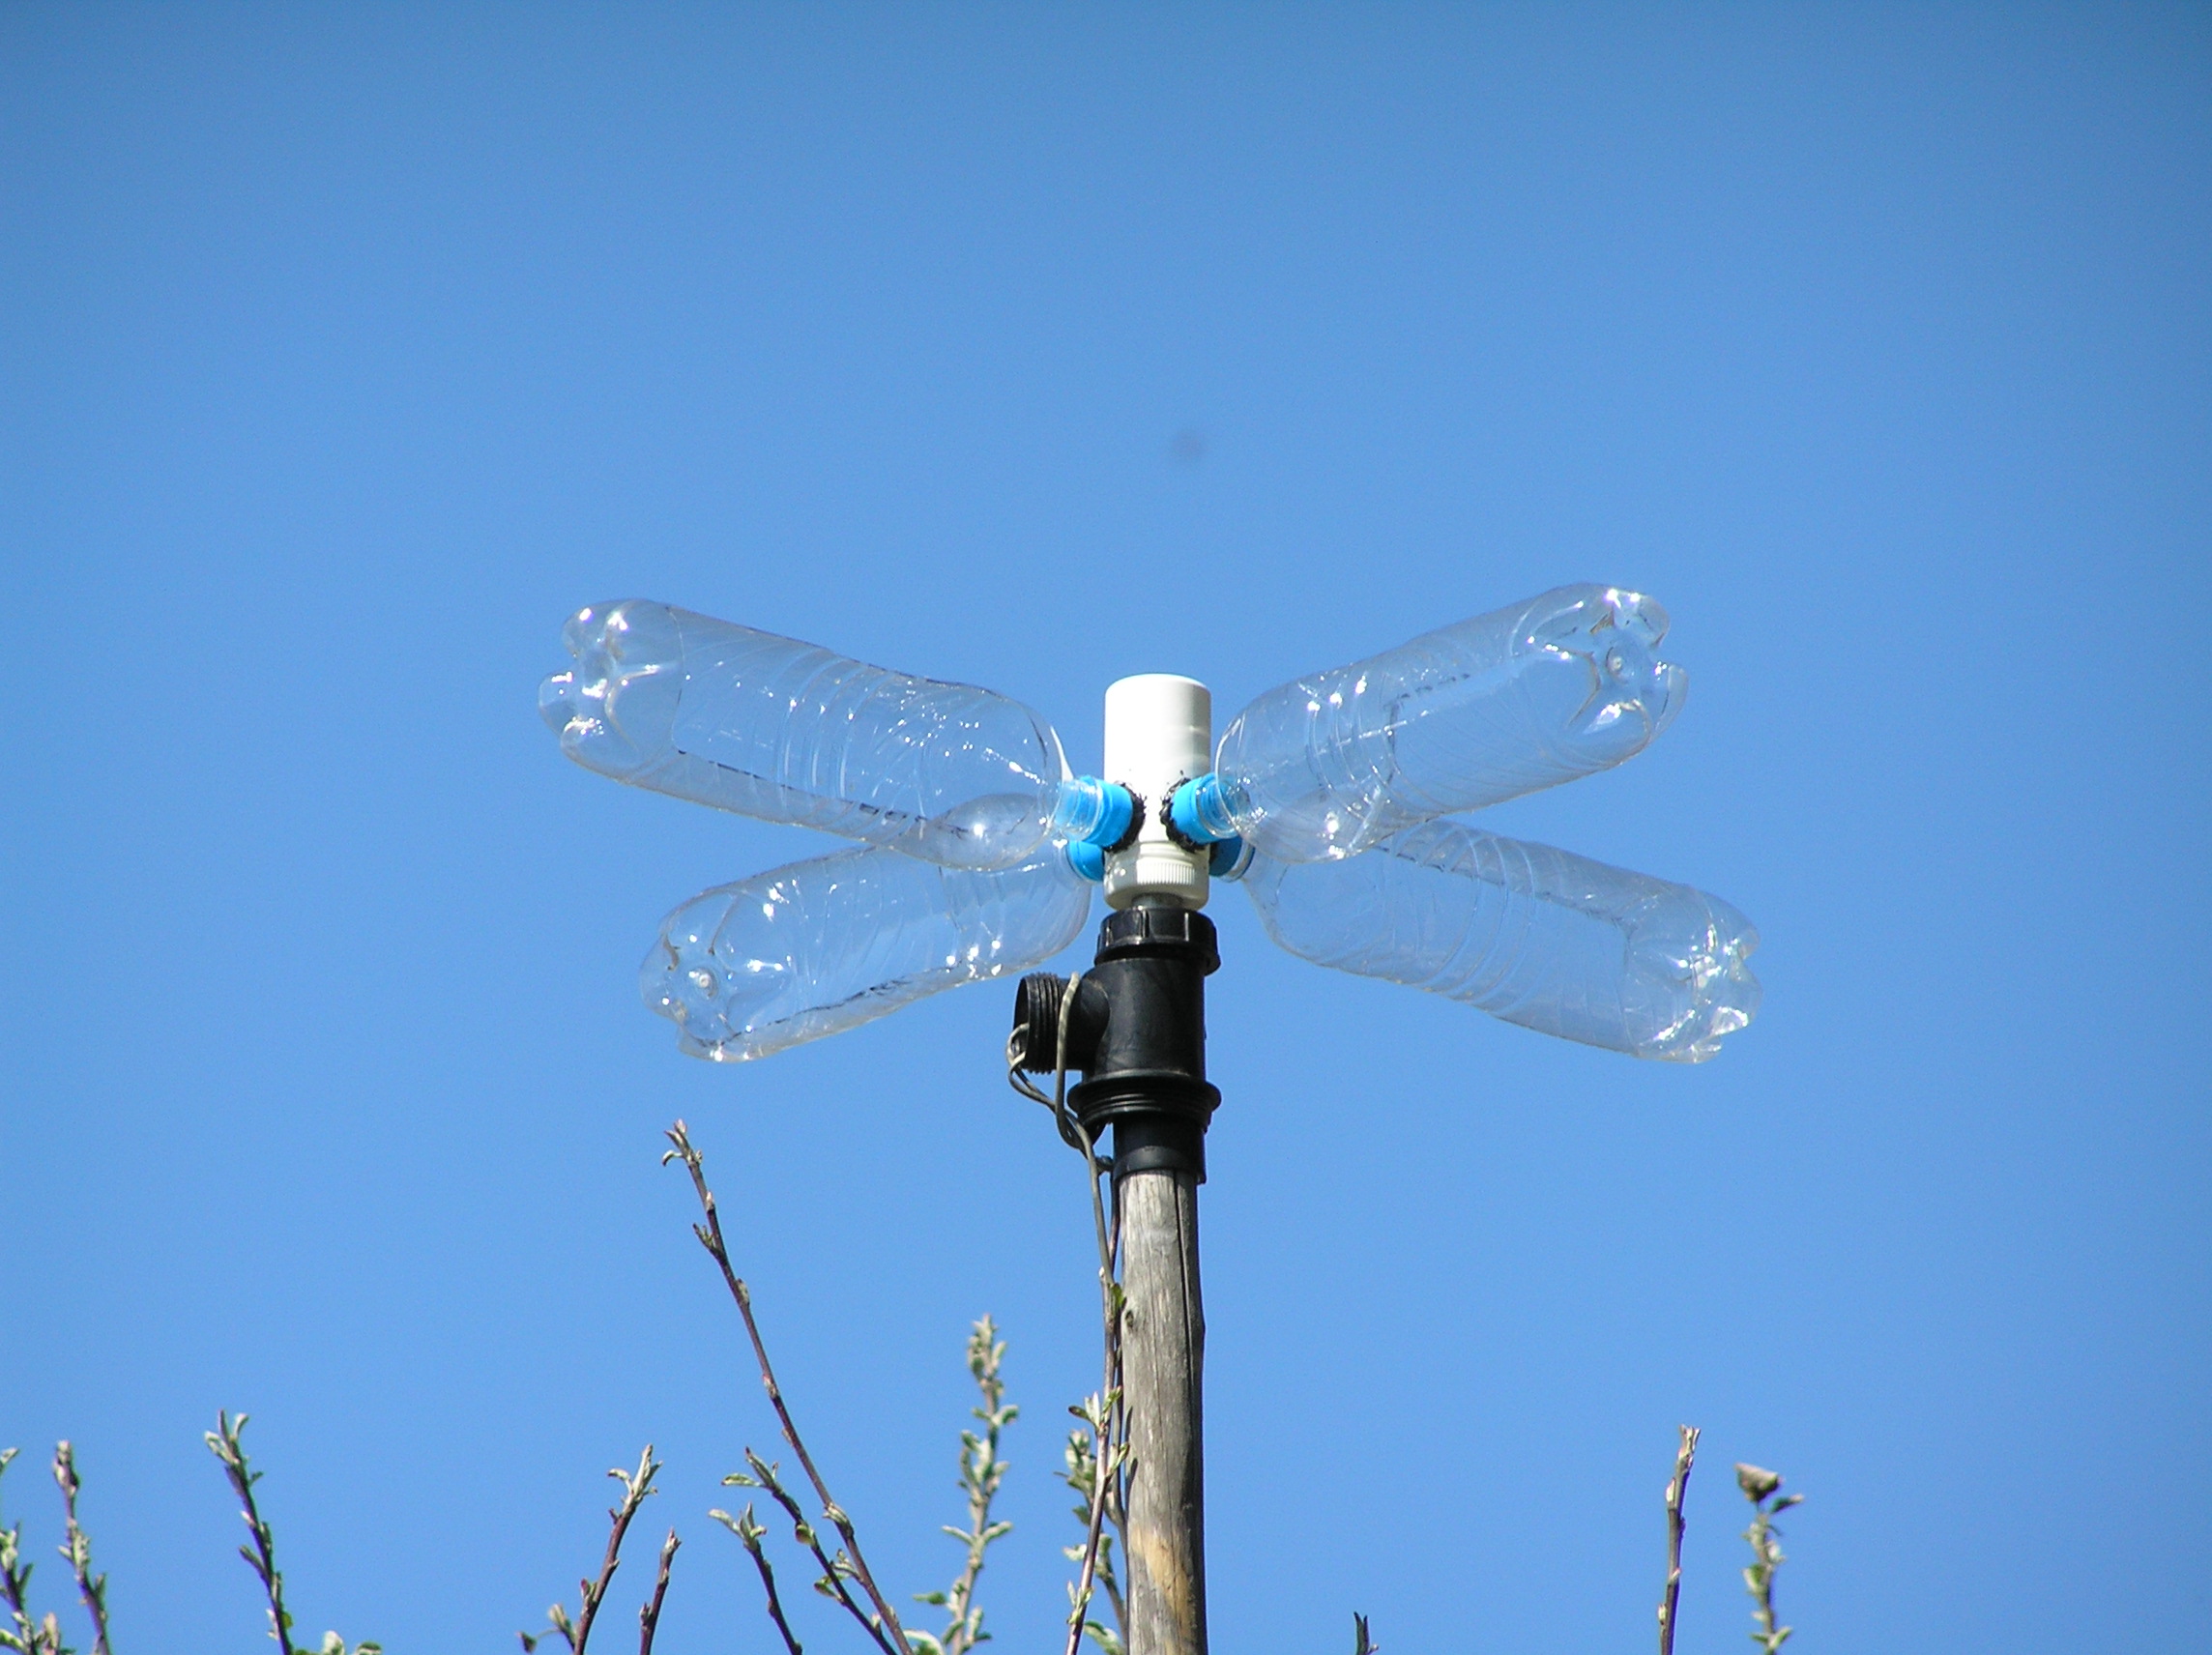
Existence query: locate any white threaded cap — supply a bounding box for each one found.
[1101,673,1211,910]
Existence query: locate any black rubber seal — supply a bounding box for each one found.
[1158,775,1206,853]
[1101,788,1147,854]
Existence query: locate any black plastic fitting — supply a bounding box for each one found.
[1010,971,1110,1070]
[1011,904,1221,1181]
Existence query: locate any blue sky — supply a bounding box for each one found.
[3,5,2205,1651]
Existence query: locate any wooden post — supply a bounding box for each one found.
[1118,1163,1207,1655]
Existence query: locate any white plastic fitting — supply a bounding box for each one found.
[1101,673,1212,910]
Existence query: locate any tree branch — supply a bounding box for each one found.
[575,1448,661,1655]
[523,1447,661,1655]
[1657,1425,1699,1655]
[664,1120,911,1655]
[712,1505,803,1655]
[636,1531,678,1655]
[731,1453,893,1655]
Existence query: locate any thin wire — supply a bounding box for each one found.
[1004,1030,1051,1106]
[1051,968,1085,1154]
[1049,969,1123,1655]
[1000,974,1132,1650]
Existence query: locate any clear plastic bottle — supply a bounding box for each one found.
[643,841,1094,1062]
[1187,585,1686,862]
[540,600,1128,869]
[1239,820,1759,1061]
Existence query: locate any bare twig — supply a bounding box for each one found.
[636,1531,678,1655]
[711,1505,803,1655]
[664,1121,912,1655]
[576,1448,660,1654]
[51,1443,110,1655]
[1657,1426,1700,1655]
[524,1448,662,1655]
[728,1452,893,1655]
[1735,1464,1803,1654]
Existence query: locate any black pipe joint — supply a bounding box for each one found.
[1011,906,1220,1181]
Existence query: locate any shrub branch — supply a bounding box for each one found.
[1735,1464,1803,1653]
[636,1531,679,1655]
[911,1319,1017,1655]
[521,1447,665,1655]
[50,1445,109,1655]
[666,1120,911,1655]
[2,1446,68,1655]
[1657,1426,1700,1655]
[710,1505,804,1655]
[205,1414,380,1655]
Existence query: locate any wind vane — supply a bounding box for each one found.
[540,583,1761,1655]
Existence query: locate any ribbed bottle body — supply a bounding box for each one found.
[643,843,1093,1061]
[1212,584,1685,861]
[1242,819,1759,1061]
[540,599,1069,869]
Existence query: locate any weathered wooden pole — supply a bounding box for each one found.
[1015,674,1225,1655]
[1117,1153,1208,1655]
[1026,899,1217,1655]
[1014,899,1218,1655]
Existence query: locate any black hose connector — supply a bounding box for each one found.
[1010,905,1220,1181]
[1012,971,1110,1071]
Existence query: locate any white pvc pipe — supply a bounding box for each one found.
[1101,673,1212,910]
